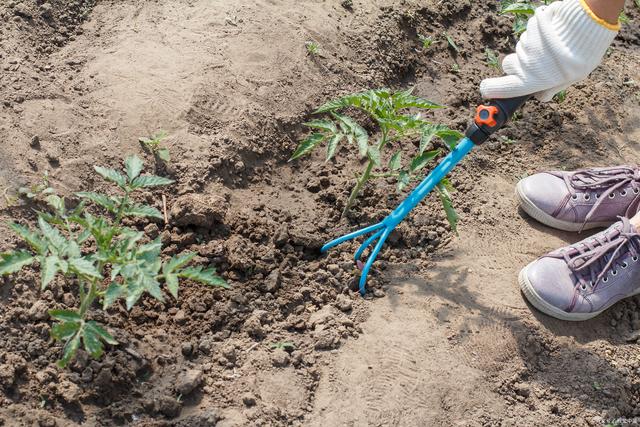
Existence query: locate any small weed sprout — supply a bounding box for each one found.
[139,131,170,162]
[553,89,567,103]
[418,34,433,50]
[619,11,630,25]
[0,155,228,367]
[305,41,320,56]
[290,88,463,231]
[18,171,54,201]
[451,63,461,74]
[270,342,295,350]
[443,32,460,54]
[341,0,353,9]
[485,48,500,70]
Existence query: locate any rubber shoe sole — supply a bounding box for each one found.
[515,180,611,232]
[518,263,605,321]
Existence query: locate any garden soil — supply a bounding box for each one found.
[1,0,640,425]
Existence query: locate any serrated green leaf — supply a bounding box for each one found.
[392,88,443,110]
[41,255,60,290]
[130,175,174,189]
[9,223,46,255]
[501,2,535,15]
[410,150,440,173]
[0,251,34,275]
[388,152,402,171]
[163,252,197,275]
[367,146,381,166]
[45,195,65,213]
[138,239,162,257]
[82,325,104,359]
[103,282,123,309]
[443,32,460,54]
[57,333,81,368]
[178,266,229,288]
[332,113,368,156]
[38,217,67,253]
[165,273,179,299]
[124,155,144,181]
[157,148,171,162]
[304,119,337,133]
[436,129,464,151]
[290,133,326,161]
[49,309,82,322]
[51,321,80,341]
[68,257,102,279]
[66,241,81,259]
[94,166,127,188]
[437,182,458,235]
[144,276,164,302]
[123,204,163,219]
[86,321,118,345]
[397,171,411,192]
[76,192,117,213]
[326,134,343,162]
[420,124,446,155]
[125,285,145,311]
[77,229,92,244]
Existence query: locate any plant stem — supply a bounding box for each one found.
[341,127,390,218]
[342,160,374,218]
[79,280,98,317]
[115,190,130,224]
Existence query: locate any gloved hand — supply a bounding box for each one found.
[480,0,619,102]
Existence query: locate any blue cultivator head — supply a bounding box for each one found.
[321,95,531,295]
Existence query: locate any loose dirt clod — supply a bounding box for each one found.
[176,369,204,396]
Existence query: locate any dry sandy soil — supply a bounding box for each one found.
[1,0,640,426]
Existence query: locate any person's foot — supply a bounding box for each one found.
[516,166,640,232]
[519,217,640,321]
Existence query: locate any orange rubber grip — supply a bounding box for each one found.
[475,105,499,128]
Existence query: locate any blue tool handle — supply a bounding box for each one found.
[382,137,475,228]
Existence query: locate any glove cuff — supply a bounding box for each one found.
[578,0,621,31]
[554,0,618,58]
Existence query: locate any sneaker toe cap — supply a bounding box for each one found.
[518,173,569,217]
[525,257,577,311]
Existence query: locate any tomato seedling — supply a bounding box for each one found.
[290,88,463,232]
[139,130,170,162]
[0,155,228,367]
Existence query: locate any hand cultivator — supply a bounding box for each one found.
[321,95,530,295]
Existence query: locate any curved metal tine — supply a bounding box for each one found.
[358,229,390,295]
[354,228,384,261]
[320,221,385,253]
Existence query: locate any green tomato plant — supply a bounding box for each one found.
[139,130,170,163]
[290,88,463,232]
[499,1,559,36]
[0,155,228,367]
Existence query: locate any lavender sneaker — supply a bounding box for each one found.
[516,166,640,232]
[519,218,640,321]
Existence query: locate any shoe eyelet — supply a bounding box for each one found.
[612,270,618,276]
[609,193,616,199]
[584,194,590,201]
[595,194,600,199]
[603,277,609,282]
[634,256,639,262]
[634,188,639,194]
[621,191,627,196]
[572,195,578,200]
[622,262,629,268]
[581,284,587,290]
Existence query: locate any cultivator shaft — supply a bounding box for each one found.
[321,95,531,295]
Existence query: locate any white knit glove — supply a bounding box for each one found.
[480,0,619,102]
